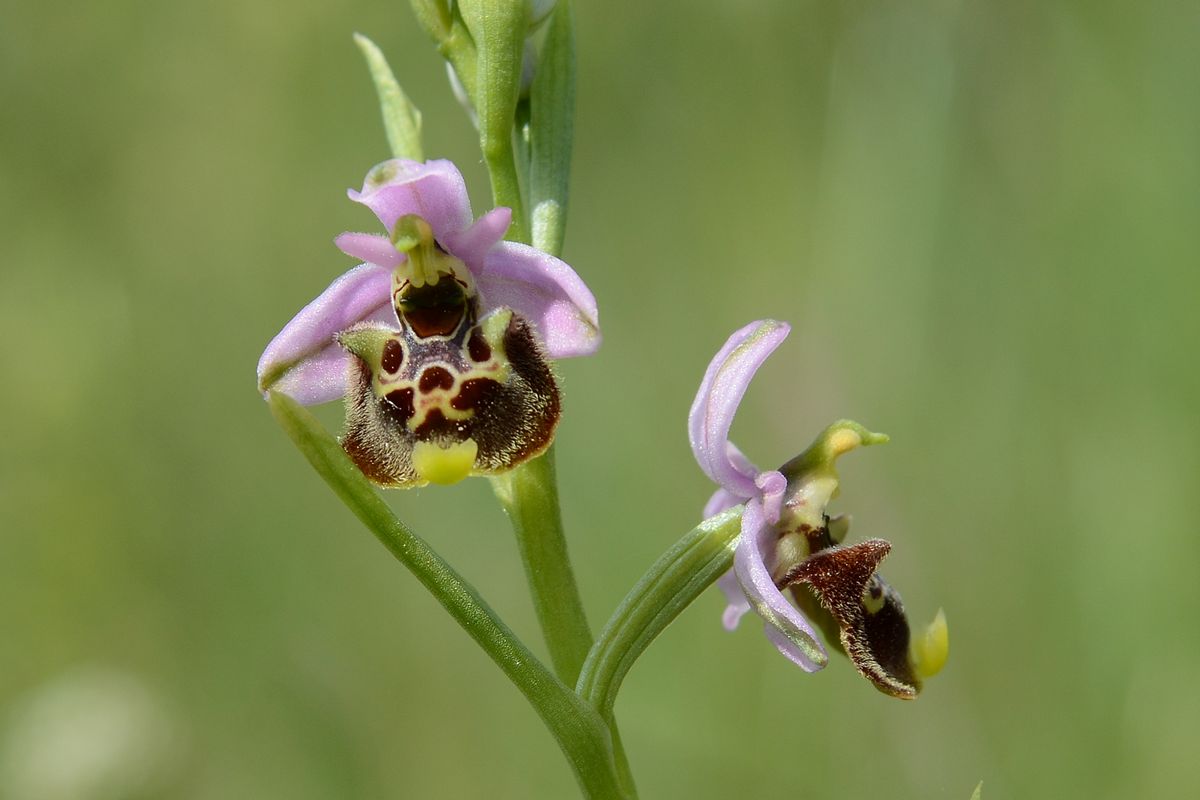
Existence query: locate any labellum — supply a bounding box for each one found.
[779,517,930,700]
[783,535,920,699]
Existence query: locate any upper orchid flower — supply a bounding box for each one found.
[689,320,948,698]
[257,159,600,487]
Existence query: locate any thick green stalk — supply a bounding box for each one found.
[515,96,533,193]
[491,451,638,799]
[440,18,479,110]
[408,0,450,41]
[409,0,477,124]
[490,448,594,684]
[459,0,528,242]
[468,2,632,794]
[578,508,743,718]
[268,392,625,798]
[478,0,591,689]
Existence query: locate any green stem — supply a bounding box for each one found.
[489,448,593,684]
[515,96,533,192]
[490,453,639,799]
[465,1,632,793]
[475,0,591,693]
[268,392,625,799]
[441,19,479,102]
[408,0,450,42]
[484,137,527,242]
[459,0,528,242]
[577,508,743,718]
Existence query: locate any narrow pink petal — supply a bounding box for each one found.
[707,486,755,631]
[725,441,759,480]
[266,342,352,406]
[734,498,827,671]
[764,625,826,673]
[267,302,397,405]
[476,241,600,358]
[703,486,745,519]
[717,569,752,631]
[257,264,392,404]
[755,470,787,525]
[688,321,790,497]
[348,159,473,243]
[334,232,404,269]
[708,442,760,508]
[442,207,512,265]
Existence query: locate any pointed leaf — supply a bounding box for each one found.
[354,33,424,161]
[529,0,575,256]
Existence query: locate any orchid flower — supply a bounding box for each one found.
[257,159,600,487]
[689,320,948,698]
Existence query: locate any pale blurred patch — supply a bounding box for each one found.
[0,666,184,800]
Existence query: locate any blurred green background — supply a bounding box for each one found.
[3,0,1198,797]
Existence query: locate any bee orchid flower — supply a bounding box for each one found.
[689,320,948,698]
[257,159,600,487]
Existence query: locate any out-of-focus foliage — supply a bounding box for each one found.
[2,1,1197,797]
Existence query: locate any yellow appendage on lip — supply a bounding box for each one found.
[911,608,949,679]
[412,439,478,485]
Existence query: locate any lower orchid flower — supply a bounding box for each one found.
[689,320,948,698]
[257,159,600,487]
